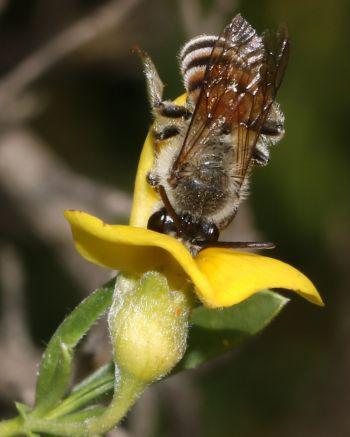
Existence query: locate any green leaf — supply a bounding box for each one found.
[71,362,114,395]
[46,363,115,420]
[14,405,39,437]
[15,402,30,419]
[33,277,115,416]
[180,290,288,370]
[59,406,105,423]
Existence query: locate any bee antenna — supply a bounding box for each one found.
[196,241,276,251]
[158,185,184,237]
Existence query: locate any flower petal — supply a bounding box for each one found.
[64,210,212,295]
[129,93,188,228]
[65,211,323,308]
[195,248,324,307]
[128,130,158,228]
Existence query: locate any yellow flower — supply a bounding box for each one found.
[65,95,323,309]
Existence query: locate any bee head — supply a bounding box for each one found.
[147,208,219,245]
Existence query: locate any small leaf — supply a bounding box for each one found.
[59,406,106,423]
[35,342,72,418]
[71,362,114,395]
[180,290,288,370]
[15,402,31,419]
[34,278,115,416]
[46,364,115,420]
[14,404,40,437]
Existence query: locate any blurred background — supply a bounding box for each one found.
[0,0,349,436]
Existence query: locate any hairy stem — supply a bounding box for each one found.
[84,372,146,435]
[0,417,23,437]
[0,372,145,436]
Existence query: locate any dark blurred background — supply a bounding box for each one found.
[0,0,349,436]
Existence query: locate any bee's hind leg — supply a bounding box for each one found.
[134,46,191,119]
[156,103,191,120]
[133,46,165,110]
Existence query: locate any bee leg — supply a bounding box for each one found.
[134,47,191,119]
[146,171,159,187]
[158,185,184,237]
[156,103,192,120]
[153,125,181,141]
[252,141,269,166]
[133,46,164,109]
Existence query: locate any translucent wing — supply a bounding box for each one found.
[170,14,289,189]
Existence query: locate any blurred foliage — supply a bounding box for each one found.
[1,0,350,435]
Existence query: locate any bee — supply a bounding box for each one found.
[136,14,289,254]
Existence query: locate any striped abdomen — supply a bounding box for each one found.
[179,35,218,102]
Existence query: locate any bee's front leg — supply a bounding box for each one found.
[146,171,159,187]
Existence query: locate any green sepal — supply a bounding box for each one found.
[53,290,287,410]
[58,290,287,403]
[33,278,115,416]
[179,290,288,370]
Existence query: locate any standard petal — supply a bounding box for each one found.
[64,210,212,295]
[128,130,159,228]
[129,93,187,228]
[195,248,324,307]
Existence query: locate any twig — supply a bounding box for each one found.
[178,0,202,36]
[128,386,158,437]
[178,0,239,37]
[0,0,143,110]
[0,245,30,348]
[0,128,131,289]
[0,0,9,15]
[0,245,40,405]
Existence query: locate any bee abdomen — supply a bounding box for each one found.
[179,35,220,100]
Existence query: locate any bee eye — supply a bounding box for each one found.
[147,208,166,233]
[201,222,219,242]
[147,208,176,235]
[162,215,176,234]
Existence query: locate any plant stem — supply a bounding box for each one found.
[0,417,23,436]
[84,372,146,435]
[0,372,146,436]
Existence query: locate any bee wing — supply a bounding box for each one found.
[171,14,289,187]
[235,24,289,181]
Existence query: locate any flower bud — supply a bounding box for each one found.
[108,271,193,383]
